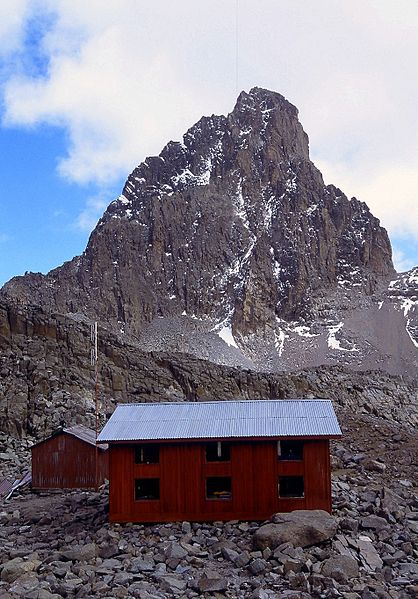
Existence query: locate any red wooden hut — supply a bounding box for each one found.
[31,425,109,489]
[98,399,341,523]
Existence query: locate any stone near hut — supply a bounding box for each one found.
[361,515,388,531]
[59,543,97,562]
[247,558,267,575]
[253,510,338,550]
[321,555,359,583]
[129,557,155,573]
[357,537,383,572]
[197,569,228,593]
[221,547,239,562]
[163,541,188,569]
[159,574,188,593]
[0,557,40,583]
[361,458,386,473]
[234,550,251,568]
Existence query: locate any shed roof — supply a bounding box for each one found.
[97,399,342,442]
[31,424,108,450]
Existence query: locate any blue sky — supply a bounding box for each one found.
[1,1,417,287]
[0,123,123,284]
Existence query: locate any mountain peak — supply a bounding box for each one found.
[3,88,408,374]
[235,87,298,115]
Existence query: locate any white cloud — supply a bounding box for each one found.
[1,0,418,264]
[2,0,234,184]
[75,195,107,232]
[0,0,30,56]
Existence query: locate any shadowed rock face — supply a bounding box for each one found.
[1,88,394,342]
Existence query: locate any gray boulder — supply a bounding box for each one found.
[59,543,97,562]
[253,510,338,549]
[0,557,40,583]
[321,555,359,582]
[163,542,187,560]
[197,569,228,593]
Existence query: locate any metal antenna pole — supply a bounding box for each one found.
[235,0,239,95]
[91,321,99,491]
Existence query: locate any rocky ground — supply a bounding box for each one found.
[0,408,417,599]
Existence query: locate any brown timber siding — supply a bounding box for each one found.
[32,433,109,489]
[108,439,331,522]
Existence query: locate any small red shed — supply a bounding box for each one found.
[97,399,341,523]
[31,425,109,489]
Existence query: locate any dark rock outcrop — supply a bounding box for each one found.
[0,298,417,440]
[1,88,394,343]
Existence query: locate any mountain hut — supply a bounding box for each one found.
[31,424,109,489]
[97,399,341,523]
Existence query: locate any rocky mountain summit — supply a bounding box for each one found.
[2,87,416,375]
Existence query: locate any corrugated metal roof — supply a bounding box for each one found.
[1,471,32,502]
[64,425,97,445]
[98,399,342,442]
[65,425,109,450]
[0,477,13,499]
[31,425,108,450]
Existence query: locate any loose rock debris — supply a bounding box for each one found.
[0,409,417,598]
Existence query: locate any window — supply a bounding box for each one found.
[206,477,232,500]
[278,476,304,498]
[278,440,303,461]
[134,444,160,464]
[205,441,231,462]
[135,478,160,500]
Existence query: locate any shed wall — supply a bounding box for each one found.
[32,434,109,489]
[108,439,331,522]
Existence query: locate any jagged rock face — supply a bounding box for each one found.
[0,300,417,440]
[2,88,394,342]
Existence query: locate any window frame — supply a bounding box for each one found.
[277,440,304,461]
[278,475,305,499]
[134,477,160,501]
[205,441,231,463]
[205,476,233,500]
[134,444,160,465]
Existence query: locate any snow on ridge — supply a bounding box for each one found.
[401,297,418,317]
[389,267,418,291]
[406,322,418,348]
[234,178,250,230]
[306,204,318,216]
[263,193,274,231]
[291,325,318,338]
[274,328,287,356]
[171,168,208,188]
[217,325,238,348]
[327,322,358,352]
[408,268,418,284]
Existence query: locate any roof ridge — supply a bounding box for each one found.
[116,398,331,407]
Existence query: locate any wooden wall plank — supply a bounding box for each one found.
[108,438,334,522]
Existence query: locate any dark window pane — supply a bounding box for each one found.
[205,442,231,462]
[278,476,304,498]
[134,444,160,464]
[135,478,160,500]
[278,440,303,461]
[206,477,232,500]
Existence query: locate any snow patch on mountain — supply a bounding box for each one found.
[217,325,238,348]
[327,322,358,352]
